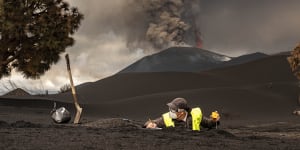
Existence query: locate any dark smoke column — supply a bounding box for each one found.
[141,0,191,49]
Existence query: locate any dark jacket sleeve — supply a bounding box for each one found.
[200,116,220,129]
[143,116,165,128]
[152,117,165,128]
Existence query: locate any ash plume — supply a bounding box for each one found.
[63,0,202,51]
[138,0,201,49]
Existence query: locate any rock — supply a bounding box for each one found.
[50,102,71,124]
[51,107,71,123]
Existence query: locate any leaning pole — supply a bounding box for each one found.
[65,54,82,124]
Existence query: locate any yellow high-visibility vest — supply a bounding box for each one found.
[162,113,175,127]
[162,107,202,131]
[190,107,202,131]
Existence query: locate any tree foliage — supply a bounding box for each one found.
[59,83,71,93]
[287,43,300,80]
[0,0,83,79]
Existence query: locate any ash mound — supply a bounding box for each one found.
[82,118,142,129]
[0,120,43,128]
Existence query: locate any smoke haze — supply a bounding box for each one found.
[1,0,300,94]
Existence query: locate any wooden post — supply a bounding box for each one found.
[65,54,82,124]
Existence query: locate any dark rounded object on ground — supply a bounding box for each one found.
[51,107,71,124]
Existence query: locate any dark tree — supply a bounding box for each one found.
[59,83,71,93]
[287,43,300,104]
[0,0,83,79]
[287,43,300,80]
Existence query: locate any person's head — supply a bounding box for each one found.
[167,98,189,120]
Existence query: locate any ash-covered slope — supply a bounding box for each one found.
[44,53,298,122]
[119,47,231,73]
[51,54,296,104]
[3,53,298,122]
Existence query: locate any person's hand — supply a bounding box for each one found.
[210,111,220,122]
[146,122,157,129]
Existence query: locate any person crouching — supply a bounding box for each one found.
[144,98,220,131]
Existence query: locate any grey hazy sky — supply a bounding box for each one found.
[1,0,299,94]
[199,0,300,56]
[66,0,300,55]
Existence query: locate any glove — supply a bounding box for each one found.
[210,111,220,122]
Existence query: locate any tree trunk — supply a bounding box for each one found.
[298,81,300,106]
[0,0,3,16]
[65,54,82,124]
[298,94,300,106]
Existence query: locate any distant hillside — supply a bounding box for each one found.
[119,47,269,73]
[2,88,31,97]
[219,52,269,68]
[119,47,231,73]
